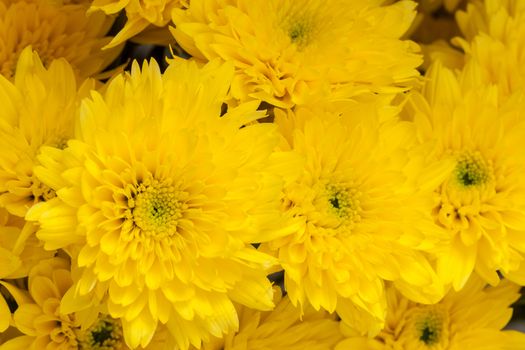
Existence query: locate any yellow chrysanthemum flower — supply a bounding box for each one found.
[1,257,171,350]
[455,0,522,42]
[336,276,525,349]
[0,0,120,80]
[0,208,53,333]
[198,287,342,350]
[92,0,188,48]
[451,0,525,99]
[27,59,299,349]
[261,105,445,335]
[406,62,525,288]
[0,47,93,217]
[0,208,50,281]
[171,0,422,108]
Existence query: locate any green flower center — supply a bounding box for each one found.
[281,6,318,50]
[419,324,439,345]
[132,179,186,238]
[47,135,69,150]
[288,20,312,47]
[415,309,443,346]
[79,316,123,350]
[454,152,491,188]
[326,183,361,224]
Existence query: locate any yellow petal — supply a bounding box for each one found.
[122,311,158,349]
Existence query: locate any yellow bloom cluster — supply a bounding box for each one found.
[337,275,524,350]
[172,0,422,108]
[0,1,523,349]
[0,0,120,80]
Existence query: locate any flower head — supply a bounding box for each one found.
[0,207,53,333]
[406,62,525,288]
[0,0,120,80]
[336,276,525,350]
[199,287,343,350]
[1,257,168,350]
[27,58,299,349]
[92,0,189,48]
[171,0,422,108]
[0,47,93,217]
[428,0,525,99]
[262,104,444,335]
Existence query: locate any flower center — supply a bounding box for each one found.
[132,179,186,238]
[31,178,56,202]
[78,316,123,350]
[377,303,450,349]
[47,136,69,150]
[418,319,440,345]
[288,20,312,47]
[454,152,491,188]
[434,151,495,232]
[325,183,361,226]
[408,306,449,348]
[280,4,318,50]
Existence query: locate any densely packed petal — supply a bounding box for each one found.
[0,0,120,80]
[405,62,525,288]
[172,0,422,108]
[198,287,343,350]
[336,275,525,350]
[262,102,446,335]
[27,58,299,349]
[92,0,189,47]
[0,47,93,217]
[0,1,523,348]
